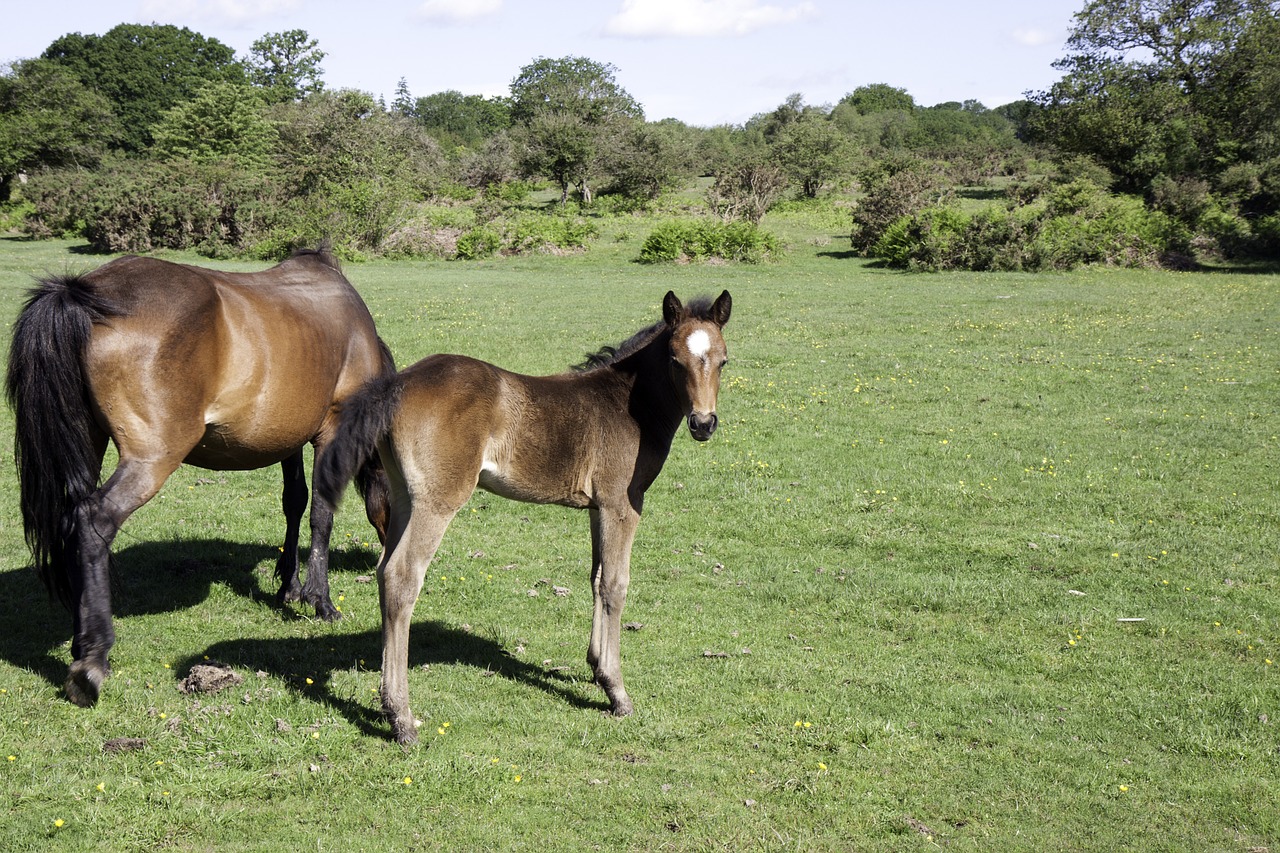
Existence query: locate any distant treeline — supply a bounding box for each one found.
[2,0,1277,268]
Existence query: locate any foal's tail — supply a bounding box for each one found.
[315,373,405,515]
[6,275,116,608]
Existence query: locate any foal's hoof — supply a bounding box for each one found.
[609,696,634,717]
[390,719,419,746]
[65,663,104,707]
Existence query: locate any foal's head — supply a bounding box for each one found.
[663,290,732,441]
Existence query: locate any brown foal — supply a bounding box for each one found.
[316,290,731,743]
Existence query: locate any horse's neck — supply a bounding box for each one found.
[622,332,683,441]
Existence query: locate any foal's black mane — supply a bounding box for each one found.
[574,296,719,371]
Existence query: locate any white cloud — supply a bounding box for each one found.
[603,0,817,38]
[140,0,302,27]
[417,0,503,24]
[1011,26,1057,48]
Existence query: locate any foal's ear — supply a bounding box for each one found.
[662,291,683,326]
[710,290,732,327]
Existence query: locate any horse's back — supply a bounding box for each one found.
[79,253,386,469]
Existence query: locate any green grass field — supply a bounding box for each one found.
[0,222,1277,851]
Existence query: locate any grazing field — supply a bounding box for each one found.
[0,228,1277,851]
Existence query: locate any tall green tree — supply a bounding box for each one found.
[0,59,118,200]
[42,23,242,152]
[413,90,511,150]
[509,56,643,203]
[838,84,916,115]
[770,115,854,197]
[245,29,325,104]
[150,81,276,167]
[1031,0,1280,197]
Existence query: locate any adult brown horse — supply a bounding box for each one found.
[6,248,395,707]
[316,290,731,743]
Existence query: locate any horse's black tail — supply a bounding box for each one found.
[6,275,116,608]
[315,372,404,516]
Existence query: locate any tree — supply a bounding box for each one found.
[604,120,698,201]
[770,116,854,197]
[750,92,826,142]
[509,56,643,203]
[0,59,119,200]
[245,29,325,104]
[392,78,414,117]
[1031,0,1280,191]
[150,81,276,167]
[42,23,243,152]
[839,84,916,115]
[413,90,511,150]
[268,89,446,251]
[1064,0,1269,91]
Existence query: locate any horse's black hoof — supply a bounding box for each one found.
[277,585,302,606]
[65,664,103,707]
[312,600,342,622]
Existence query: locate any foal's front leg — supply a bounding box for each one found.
[587,506,639,716]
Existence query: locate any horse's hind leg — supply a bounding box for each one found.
[66,457,178,706]
[274,451,307,608]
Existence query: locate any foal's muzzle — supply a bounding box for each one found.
[688,412,718,441]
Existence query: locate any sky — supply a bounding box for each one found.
[1,0,1087,127]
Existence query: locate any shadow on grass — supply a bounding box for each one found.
[0,537,377,695]
[0,536,603,736]
[182,621,605,740]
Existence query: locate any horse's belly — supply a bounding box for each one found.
[184,422,305,470]
[477,464,590,509]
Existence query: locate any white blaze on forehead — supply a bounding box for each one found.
[686,329,712,359]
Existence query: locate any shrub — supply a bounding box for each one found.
[639,219,781,264]
[1034,181,1174,268]
[867,180,1180,271]
[707,162,787,224]
[507,214,598,254]
[455,226,502,260]
[850,158,951,253]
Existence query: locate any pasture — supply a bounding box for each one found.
[0,226,1277,851]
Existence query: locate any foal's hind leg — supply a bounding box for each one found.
[67,457,179,706]
[379,507,457,745]
[274,451,308,608]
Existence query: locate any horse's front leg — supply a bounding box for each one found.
[274,451,308,608]
[587,506,639,717]
[298,442,343,621]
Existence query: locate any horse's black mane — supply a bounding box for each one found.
[574,296,719,371]
[289,242,342,272]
